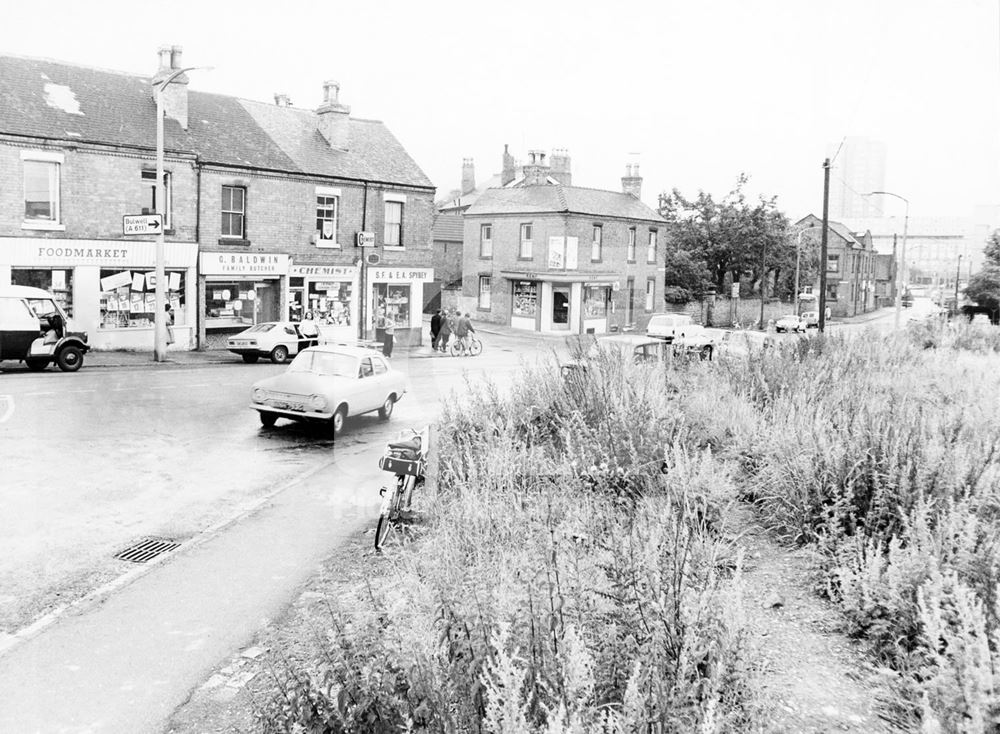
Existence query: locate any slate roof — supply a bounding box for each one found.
[465,185,666,222]
[0,54,433,189]
[432,214,464,241]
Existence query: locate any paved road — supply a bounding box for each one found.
[0,331,561,733]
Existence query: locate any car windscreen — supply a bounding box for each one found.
[246,323,276,333]
[306,352,359,377]
[26,298,58,317]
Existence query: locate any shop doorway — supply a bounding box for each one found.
[552,286,570,330]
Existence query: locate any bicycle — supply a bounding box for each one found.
[374,425,429,552]
[449,334,483,357]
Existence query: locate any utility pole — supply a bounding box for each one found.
[955,254,962,316]
[818,158,831,333]
[759,236,767,330]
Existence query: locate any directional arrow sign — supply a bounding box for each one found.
[123,214,163,235]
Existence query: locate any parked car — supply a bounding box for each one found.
[801,311,819,328]
[646,313,694,343]
[671,324,717,360]
[250,345,408,434]
[560,334,668,378]
[228,321,320,364]
[774,314,806,333]
[717,329,776,359]
[0,285,90,372]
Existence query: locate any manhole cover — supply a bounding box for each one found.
[114,537,180,564]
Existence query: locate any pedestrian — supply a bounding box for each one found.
[430,309,443,350]
[382,320,395,358]
[438,309,453,353]
[164,302,175,346]
[454,311,475,353]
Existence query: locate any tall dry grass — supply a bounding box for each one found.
[257,347,761,732]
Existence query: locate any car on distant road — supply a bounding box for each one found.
[800,311,819,328]
[227,321,320,364]
[0,285,90,372]
[250,344,407,434]
[646,313,694,343]
[774,314,806,333]
[671,324,717,360]
[560,334,668,378]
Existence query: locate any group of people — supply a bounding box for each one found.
[430,309,475,353]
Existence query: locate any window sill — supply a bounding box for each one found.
[517,256,533,262]
[218,238,251,246]
[479,255,493,260]
[315,242,341,249]
[383,246,405,252]
[21,221,66,232]
[477,305,491,312]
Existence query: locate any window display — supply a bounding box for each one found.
[374,283,410,328]
[583,286,609,318]
[99,269,185,329]
[308,281,352,326]
[512,281,538,317]
[204,280,278,328]
[12,268,73,316]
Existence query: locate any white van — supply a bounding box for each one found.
[0,285,90,371]
[646,313,694,343]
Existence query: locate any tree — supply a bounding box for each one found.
[662,249,712,303]
[659,175,793,296]
[964,229,1000,314]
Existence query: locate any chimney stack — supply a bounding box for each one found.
[274,93,292,107]
[501,144,516,186]
[152,45,189,130]
[550,148,572,186]
[316,80,351,150]
[523,148,550,186]
[461,158,476,196]
[621,159,642,199]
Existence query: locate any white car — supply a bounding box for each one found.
[774,314,806,333]
[646,313,694,343]
[671,324,717,360]
[250,345,408,434]
[228,321,320,364]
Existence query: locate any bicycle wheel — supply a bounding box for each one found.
[374,481,404,551]
[469,337,483,356]
[449,340,461,357]
[374,513,393,551]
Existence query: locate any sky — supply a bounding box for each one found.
[3,0,998,222]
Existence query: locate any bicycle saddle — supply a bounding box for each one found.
[387,437,421,451]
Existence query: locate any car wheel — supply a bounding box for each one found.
[259,411,278,428]
[378,395,395,420]
[242,354,260,364]
[270,345,289,364]
[25,359,48,371]
[56,346,83,372]
[330,405,347,435]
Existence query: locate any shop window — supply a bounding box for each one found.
[99,269,186,329]
[512,280,538,317]
[384,201,403,246]
[11,268,73,316]
[480,224,492,258]
[141,170,171,229]
[478,275,492,310]
[519,223,533,259]
[316,190,339,246]
[221,185,246,239]
[374,283,410,328]
[645,278,655,311]
[826,283,839,301]
[591,225,603,262]
[307,280,352,326]
[647,230,657,263]
[205,280,278,328]
[583,285,608,318]
[627,227,636,262]
[23,156,61,226]
[827,254,839,272]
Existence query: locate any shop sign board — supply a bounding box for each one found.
[290,264,356,278]
[368,267,433,282]
[122,214,163,235]
[356,231,376,247]
[0,237,197,268]
[199,253,290,276]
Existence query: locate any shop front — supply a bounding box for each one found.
[0,237,198,350]
[367,267,433,347]
[199,252,289,350]
[288,263,358,343]
[502,272,615,335]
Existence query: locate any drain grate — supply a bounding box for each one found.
[114,537,181,564]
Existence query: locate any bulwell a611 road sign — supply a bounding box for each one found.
[123,214,163,235]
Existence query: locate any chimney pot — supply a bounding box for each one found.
[157,46,172,71]
[170,45,183,70]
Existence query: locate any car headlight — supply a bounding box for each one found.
[308,394,327,411]
[252,387,268,402]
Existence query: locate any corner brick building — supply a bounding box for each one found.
[0,48,434,350]
[796,214,877,317]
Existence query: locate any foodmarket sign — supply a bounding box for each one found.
[200,253,289,276]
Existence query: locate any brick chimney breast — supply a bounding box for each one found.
[621,161,643,199]
[152,44,189,130]
[317,79,351,150]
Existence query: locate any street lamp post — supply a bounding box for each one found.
[153,65,209,361]
[864,190,909,331]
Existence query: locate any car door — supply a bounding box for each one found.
[0,297,42,360]
[370,355,393,406]
[356,356,380,412]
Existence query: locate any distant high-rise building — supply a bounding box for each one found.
[826,137,887,218]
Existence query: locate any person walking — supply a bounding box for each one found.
[430,309,443,351]
[438,309,453,353]
[164,303,175,346]
[454,311,476,354]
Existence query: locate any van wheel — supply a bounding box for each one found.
[270,345,289,364]
[56,346,83,372]
[25,359,48,372]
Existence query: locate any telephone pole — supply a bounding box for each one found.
[818,158,831,333]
